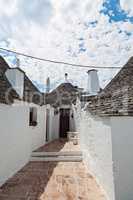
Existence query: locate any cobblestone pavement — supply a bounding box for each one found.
[0,162,106,200]
[0,140,106,200]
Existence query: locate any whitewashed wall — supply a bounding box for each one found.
[30,105,46,151]
[0,104,30,186]
[45,105,59,142]
[73,103,115,200]
[111,117,133,200]
[51,111,60,140]
[70,109,76,131]
[48,106,59,141]
[0,103,46,186]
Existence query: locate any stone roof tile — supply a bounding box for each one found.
[45,82,78,107]
[23,75,43,105]
[0,56,43,105]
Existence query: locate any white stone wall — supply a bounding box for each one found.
[29,104,46,151]
[46,105,60,142]
[111,117,133,200]
[70,109,76,131]
[73,103,115,200]
[0,103,46,186]
[50,109,60,140]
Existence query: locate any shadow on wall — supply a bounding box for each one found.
[0,140,66,199]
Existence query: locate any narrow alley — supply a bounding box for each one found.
[0,140,106,200]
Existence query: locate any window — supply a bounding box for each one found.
[29,107,37,126]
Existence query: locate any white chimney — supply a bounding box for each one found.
[87,69,100,95]
[46,77,50,93]
[5,68,25,99]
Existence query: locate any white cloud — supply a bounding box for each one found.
[120,0,133,14]
[18,0,53,24]
[0,0,133,91]
[0,0,18,17]
[0,0,53,39]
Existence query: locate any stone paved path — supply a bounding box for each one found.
[35,139,80,152]
[0,140,106,200]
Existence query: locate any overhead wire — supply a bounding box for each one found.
[0,47,121,70]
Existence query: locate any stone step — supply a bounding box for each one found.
[30,156,82,162]
[32,151,82,157]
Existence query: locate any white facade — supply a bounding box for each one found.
[45,105,76,142]
[0,81,133,200]
[0,103,46,186]
[5,68,24,99]
[69,109,76,131]
[30,104,46,151]
[50,109,60,140]
[74,101,133,200]
[46,105,60,141]
[111,117,133,200]
[73,104,115,200]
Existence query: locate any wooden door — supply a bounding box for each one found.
[59,109,70,138]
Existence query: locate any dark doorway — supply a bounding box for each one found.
[59,109,70,138]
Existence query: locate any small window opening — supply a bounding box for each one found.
[29,107,37,126]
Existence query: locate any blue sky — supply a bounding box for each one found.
[102,0,133,23]
[0,0,133,91]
